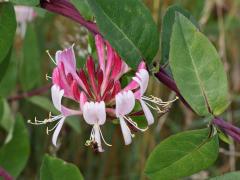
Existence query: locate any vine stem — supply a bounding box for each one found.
[0,167,13,180]
[40,0,99,35]
[8,84,51,102]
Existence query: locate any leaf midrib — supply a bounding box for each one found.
[178,18,211,114]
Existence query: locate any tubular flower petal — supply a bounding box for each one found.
[31,35,177,151]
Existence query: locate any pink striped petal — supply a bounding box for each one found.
[55,45,76,75]
[95,35,105,71]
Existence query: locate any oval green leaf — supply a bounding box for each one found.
[40,155,84,180]
[145,128,219,180]
[87,0,159,68]
[0,115,30,178]
[0,3,16,64]
[169,13,229,116]
[210,171,240,180]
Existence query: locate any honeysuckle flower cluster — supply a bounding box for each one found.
[14,6,36,38]
[29,35,177,152]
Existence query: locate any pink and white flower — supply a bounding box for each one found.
[14,6,36,38]
[30,34,177,151]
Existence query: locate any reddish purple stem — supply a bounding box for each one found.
[0,167,13,180]
[40,0,99,35]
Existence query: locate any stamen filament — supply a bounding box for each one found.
[46,50,56,65]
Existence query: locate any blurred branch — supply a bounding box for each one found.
[40,0,99,35]
[0,167,13,180]
[220,148,240,157]
[7,84,51,102]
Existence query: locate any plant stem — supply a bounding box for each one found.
[8,84,51,102]
[0,167,13,180]
[40,0,99,35]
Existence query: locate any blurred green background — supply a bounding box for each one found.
[1,0,240,179]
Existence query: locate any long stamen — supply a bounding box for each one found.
[123,115,148,132]
[98,126,112,147]
[46,120,62,135]
[46,50,57,65]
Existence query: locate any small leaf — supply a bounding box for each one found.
[40,155,84,180]
[210,171,240,180]
[0,3,16,64]
[10,0,39,6]
[70,0,93,20]
[20,24,41,90]
[87,0,159,68]
[0,115,30,178]
[145,128,219,179]
[161,5,198,66]
[169,14,229,116]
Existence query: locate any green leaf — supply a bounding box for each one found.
[40,155,84,180]
[10,0,39,6]
[70,0,93,20]
[169,13,229,116]
[0,115,30,178]
[210,171,240,180]
[161,5,198,66]
[0,3,16,64]
[28,96,59,115]
[145,128,219,179]
[0,48,12,84]
[0,50,17,97]
[0,99,14,139]
[20,24,41,90]
[87,0,159,68]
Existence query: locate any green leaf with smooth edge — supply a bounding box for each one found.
[20,24,41,90]
[161,5,198,66]
[71,0,93,20]
[40,155,84,180]
[145,128,219,179]
[0,48,12,83]
[169,14,229,116]
[0,3,16,64]
[0,115,30,178]
[28,96,59,115]
[10,0,39,6]
[210,171,240,180]
[0,99,14,139]
[0,50,17,97]
[87,0,159,68]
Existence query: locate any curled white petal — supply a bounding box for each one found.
[83,101,106,125]
[119,117,132,145]
[140,100,154,125]
[136,69,149,95]
[115,91,135,117]
[51,85,64,111]
[52,117,65,146]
